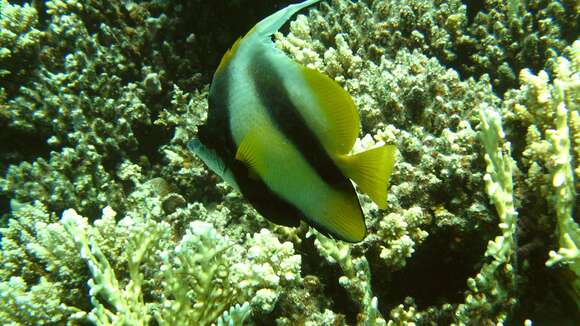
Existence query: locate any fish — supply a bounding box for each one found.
[188,0,396,242]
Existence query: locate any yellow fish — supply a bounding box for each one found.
[189,0,395,242]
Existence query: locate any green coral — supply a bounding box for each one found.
[465,0,577,93]
[1,182,303,325]
[62,207,162,325]
[453,105,518,324]
[0,276,82,324]
[0,0,157,217]
[1,145,126,219]
[0,202,88,324]
[0,0,43,94]
[311,229,385,324]
[509,41,579,309]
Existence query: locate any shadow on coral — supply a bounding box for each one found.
[300,236,359,324]
[373,228,490,316]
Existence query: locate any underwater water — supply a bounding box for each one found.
[0,0,578,325]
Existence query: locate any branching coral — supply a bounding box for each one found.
[467,0,577,92]
[1,179,303,325]
[0,0,212,219]
[0,276,82,324]
[0,2,148,217]
[277,6,497,246]
[453,106,519,324]
[505,40,579,310]
[311,230,386,325]
[0,201,88,324]
[0,0,43,96]
[1,145,127,219]
[375,206,429,269]
[63,207,156,325]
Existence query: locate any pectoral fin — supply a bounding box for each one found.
[235,127,266,179]
[234,127,302,228]
[188,138,239,190]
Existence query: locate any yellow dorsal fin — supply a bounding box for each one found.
[300,66,360,155]
[216,37,242,75]
[215,27,257,75]
[335,144,396,209]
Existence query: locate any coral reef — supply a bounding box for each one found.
[453,105,518,324]
[1,180,302,325]
[1,0,175,217]
[0,0,43,97]
[0,0,578,325]
[274,0,578,323]
[503,41,580,311]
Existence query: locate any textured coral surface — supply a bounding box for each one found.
[0,0,578,325]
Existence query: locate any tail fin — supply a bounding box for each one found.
[335,145,396,209]
[254,0,323,36]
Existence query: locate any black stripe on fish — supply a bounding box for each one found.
[202,63,237,161]
[248,54,366,241]
[249,51,350,191]
[231,159,302,227]
[204,61,301,227]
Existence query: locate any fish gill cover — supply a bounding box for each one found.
[0,0,578,325]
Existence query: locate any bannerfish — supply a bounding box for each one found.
[188,0,396,242]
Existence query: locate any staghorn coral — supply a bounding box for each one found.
[311,229,386,325]
[276,0,496,312]
[1,176,303,325]
[1,0,167,218]
[453,105,519,324]
[0,0,43,96]
[0,0,243,219]
[502,40,579,311]
[1,144,127,219]
[276,0,577,95]
[0,201,86,325]
[462,0,577,93]
[277,18,496,247]
[374,206,429,269]
[0,276,82,324]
